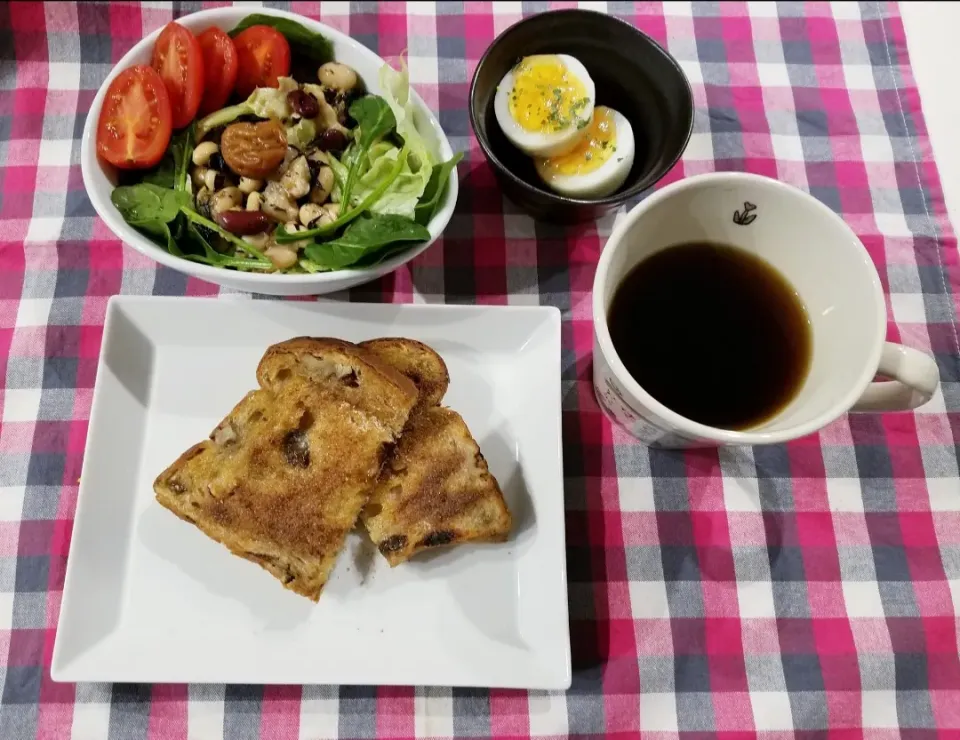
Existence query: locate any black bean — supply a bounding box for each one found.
[287,89,320,119]
[317,128,348,153]
[208,151,226,172]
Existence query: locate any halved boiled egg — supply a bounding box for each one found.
[533,106,635,198]
[493,54,595,158]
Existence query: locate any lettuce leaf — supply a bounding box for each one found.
[333,139,431,219]
[379,58,435,172]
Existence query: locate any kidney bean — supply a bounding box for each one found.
[216,209,270,235]
[287,90,320,119]
[316,127,348,153]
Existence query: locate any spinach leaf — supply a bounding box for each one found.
[230,15,334,65]
[143,126,195,191]
[112,184,189,225]
[174,124,195,193]
[339,96,396,208]
[131,219,176,254]
[180,208,271,264]
[111,180,272,269]
[142,157,176,189]
[414,152,463,225]
[304,213,429,270]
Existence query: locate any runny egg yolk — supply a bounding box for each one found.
[506,55,589,133]
[538,107,617,177]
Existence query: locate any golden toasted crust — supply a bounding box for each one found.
[361,406,512,567]
[257,337,418,434]
[359,338,449,411]
[154,340,418,601]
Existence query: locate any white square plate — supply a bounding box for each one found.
[52,297,570,689]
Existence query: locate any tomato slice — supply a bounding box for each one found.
[233,25,291,99]
[151,22,205,129]
[197,27,238,117]
[96,65,173,170]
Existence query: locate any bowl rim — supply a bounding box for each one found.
[468,8,694,207]
[81,6,458,286]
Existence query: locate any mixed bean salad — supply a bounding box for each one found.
[97,15,461,274]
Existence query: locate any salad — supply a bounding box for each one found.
[96,15,462,274]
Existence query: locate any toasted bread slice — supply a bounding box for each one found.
[154,338,417,601]
[359,338,449,412]
[361,406,512,566]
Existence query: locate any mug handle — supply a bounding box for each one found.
[850,342,940,412]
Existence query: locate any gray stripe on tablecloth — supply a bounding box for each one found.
[789,690,828,730]
[152,266,189,297]
[452,688,490,737]
[922,444,960,479]
[566,668,604,734]
[108,683,150,740]
[639,655,675,692]
[772,582,811,618]
[898,689,936,728]
[838,545,879,581]
[734,546,773,581]
[223,684,264,740]
[0,674,39,738]
[11,593,47,630]
[860,653,895,689]
[677,691,715,731]
[338,685,376,738]
[0,454,29,487]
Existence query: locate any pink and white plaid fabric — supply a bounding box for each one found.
[1,1,959,738]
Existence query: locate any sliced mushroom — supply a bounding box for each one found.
[299,202,324,227]
[280,155,311,200]
[261,181,299,223]
[309,165,335,204]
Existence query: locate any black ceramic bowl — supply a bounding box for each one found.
[469,10,694,223]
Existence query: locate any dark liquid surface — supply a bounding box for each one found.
[608,242,812,430]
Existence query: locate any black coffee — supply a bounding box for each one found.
[607,241,812,430]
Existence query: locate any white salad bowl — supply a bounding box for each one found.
[81,6,458,296]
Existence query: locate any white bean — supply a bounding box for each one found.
[242,232,269,248]
[238,177,262,194]
[191,167,208,189]
[318,62,358,91]
[192,141,219,167]
[266,245,298,270]
[246,191,262,212]
[203,169,219,192]
[211,187,242,215]
[321,202,340,220]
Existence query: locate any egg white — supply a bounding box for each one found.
[493,54,596,158]
[534,108,635,199]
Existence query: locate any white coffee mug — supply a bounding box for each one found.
[592,172,941,448]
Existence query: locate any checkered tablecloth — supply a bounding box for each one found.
[1,0,959,737]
